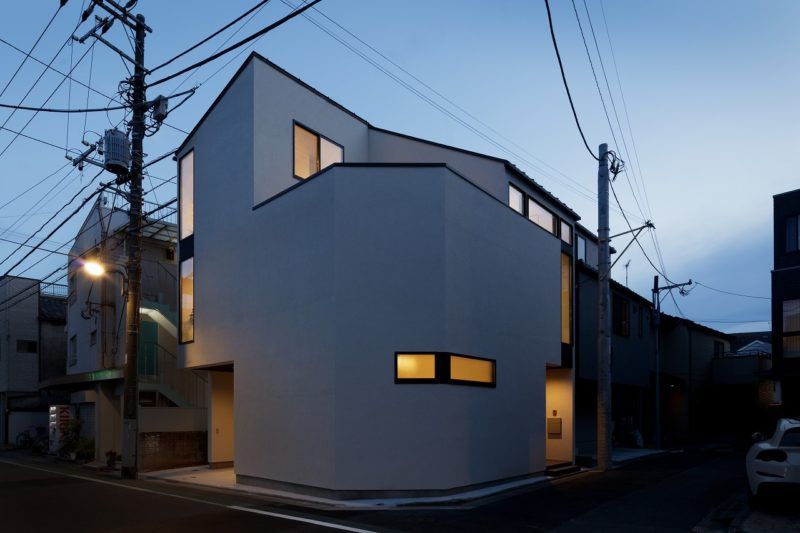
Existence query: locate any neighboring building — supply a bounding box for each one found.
[177,53,578,498]
[41,196,207,469]
[772,187,800,413]
[658,314,732,444]
[574,224,655,456]
[0,276,68,445]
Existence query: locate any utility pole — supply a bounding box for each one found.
[120,11,147,480]
[651,275,692,450]
[597,143,612,472]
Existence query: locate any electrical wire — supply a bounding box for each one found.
[0,101,128,113]
[150,0,272,73]
[543,0,599,161]
[147,0,323,88]
[694,282,770,301]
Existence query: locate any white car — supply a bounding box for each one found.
[746,417,800,502]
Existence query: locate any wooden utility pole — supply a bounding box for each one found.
[597,143,612,472]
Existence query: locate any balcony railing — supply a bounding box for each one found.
[139,342,207,408]
[40,283,68,297]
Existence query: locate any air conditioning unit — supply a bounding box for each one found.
[103,128,130,175]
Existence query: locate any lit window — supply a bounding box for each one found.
[528,198,555,234]
[450,355,495,384]
[561,253,571,344]
[396,354,436,380]
[508,184,524,214]
[395,352,496,386]
[179,151,194,240]
[180,258,194,343]
[784,299,800,358]
[560,221,572,245]
[293,123,343,179]
[577,235,587,262]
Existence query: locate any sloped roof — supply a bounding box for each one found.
[736,339,772,355]
[178,52,579,221]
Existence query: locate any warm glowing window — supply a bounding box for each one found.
[293,123,343,179]
[508,184,524,214]
[450,355,495,384]
[561,253,572,344]
[180,258,194,343]
[395,352,495,386]
[179,151,194,240]
[560,221,572,245]
[396,354,436,380]
[528,198,555,234]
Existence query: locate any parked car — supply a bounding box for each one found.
[746,417,800,503]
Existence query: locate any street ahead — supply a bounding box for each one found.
[0,448,781,532]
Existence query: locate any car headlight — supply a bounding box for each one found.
[756,449,787,462]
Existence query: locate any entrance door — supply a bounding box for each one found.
[546,367,575,464]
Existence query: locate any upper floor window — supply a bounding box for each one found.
[69,335,77,367]
[180,258,194,343]
[577,235,587,262]
[784,299,800,358]
[179,151,194,240]
[395,352,495,386]
[613,295,630,337]
[293,123,343,180]
[508,184,524,214]
[560,220,572,245]
[528,198,556,234]
[561,253,572,344]
[786,215,799,253]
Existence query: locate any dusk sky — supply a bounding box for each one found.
[0,0,796,332]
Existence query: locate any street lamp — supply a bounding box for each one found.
[84,260,106,277]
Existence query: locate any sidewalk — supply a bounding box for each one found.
[141,465,553,509]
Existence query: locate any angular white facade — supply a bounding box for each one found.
[178,54,578,497]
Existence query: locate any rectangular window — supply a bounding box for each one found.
[560,220,572,245]
[784,299,800,358]
[69,335,77,367]
[180,258,194,343]
[638,306,644,338]
[179,150,194,240]
[613,295,630,337]
[577,235,587,262]
[786,215,799,253]
[16,340,37,353]
[293,123,343,179]
[561,253,571,344]
[396,353,436,380]
[395,352,495,386]
[450,355,495,384]
[508,184,524,214]
[528,198,556,234]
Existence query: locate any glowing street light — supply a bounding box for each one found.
[84,260,106,277]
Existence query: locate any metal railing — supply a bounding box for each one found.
[139,342,207,408]
[142,200,177,225]
[40,283,68,297]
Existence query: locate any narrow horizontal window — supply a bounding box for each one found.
[395,352,496,387]
[16,340,37,353]
[396,353,436,380]
[450,355,495,384]
[528,198,556,234]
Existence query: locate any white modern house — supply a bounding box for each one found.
[43,196,207,469]
[177,53,579,498]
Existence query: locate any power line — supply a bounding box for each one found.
[543,0,599,161]
[0,101,127,113]
[150,0,272,73]
[147,0,323,87]
[694,281,770,301]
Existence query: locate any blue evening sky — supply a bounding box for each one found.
[0,0,796,332]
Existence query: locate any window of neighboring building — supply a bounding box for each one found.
[613,295,630,337]
[786,215,799,253]
[16,340,37,353]
[90,330,97,346]
[577,235,587,262]
[395,352,495,387]
[561,253,572,345]
[560,221,572,245]
[180,258,194,343]
[783,299,800,358]
[179,150,194,241]
[508,184,524,214]
[528,198,556,234]
[293,123,343,180]
[69,335,77,367]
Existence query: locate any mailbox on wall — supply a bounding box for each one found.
[547,417,562,439]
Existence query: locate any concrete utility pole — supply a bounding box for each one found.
[121,12,148,481]
[651,275,692,450]
[597,143,612,472]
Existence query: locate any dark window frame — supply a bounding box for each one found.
[576,235,587,262]
[394,351,496,388]
[508,183,526,215]
[16,340,37,353]
[179,256,195,345]
[613,295,631,337]
[786,215,799,253]
[292,121,345,181]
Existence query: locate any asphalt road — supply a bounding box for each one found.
[0,448,762,532]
